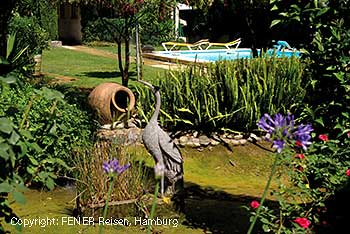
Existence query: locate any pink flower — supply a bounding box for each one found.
[294,217,311,229]
[250,200,260,209]
[318,134,329,141]
[295,154,305,159]
[346,169,350,177]
[347,132,350,138]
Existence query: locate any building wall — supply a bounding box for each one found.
[58,3,82,44]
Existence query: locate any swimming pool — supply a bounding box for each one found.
[144,48,301,64]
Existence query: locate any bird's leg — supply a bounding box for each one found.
[160,174,165,197]
[154,162,165,197]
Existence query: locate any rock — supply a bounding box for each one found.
[249,133,262,142]
[127,128,141,145]
[115,122,125,129]
[210,139,220,146]
[234,134,243,140]
[226,134,234,139]
[179,136,189,147]
[193,131,199,138]
[239,139,247,145]
[189,138,201,148]
[127,120,137,128]
[50,40,62,47]
[264,133,271,140]
[211,134,221,142]
[230,140,240,146]
[199,135,211,146]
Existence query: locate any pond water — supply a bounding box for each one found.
[6,144,275,234]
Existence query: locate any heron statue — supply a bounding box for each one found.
[138,80,184,199]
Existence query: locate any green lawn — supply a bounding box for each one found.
[41,47,165,88]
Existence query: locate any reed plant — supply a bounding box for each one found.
[133,55,308,133]
[74,139,152,215]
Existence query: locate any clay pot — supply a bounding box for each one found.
[88,83,135,125]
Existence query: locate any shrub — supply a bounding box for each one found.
[133,56,307,133]
[8,15,50,73]
[0,81,93,188]
[247,129,350,233]
[139,15,175,46]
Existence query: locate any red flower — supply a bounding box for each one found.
[294,217,311,229]
[250,200,260,209]
[295,154,305,159]
[318,134,329,141]
[346,169,350,177]
[295,140,303,147]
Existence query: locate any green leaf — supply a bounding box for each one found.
[0,182,12,193]
[271,5,278,11]
[0,144,10,160]
[12,190,26,205]
[27,166,36,175]
[49,123,57,135]
[0,117,13,134]
[19,129,33,139]
[28,155,39,166]
[179,119,194,125]
[0,76,17,84]
[270,19,281,28]
[45,177,55,190]
[178,108,194,114]
[8,131,20,145]
[315,118,324,127]
[6,34,16,59]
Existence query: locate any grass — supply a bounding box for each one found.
[41,47,165,88]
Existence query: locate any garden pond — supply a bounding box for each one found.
[5,143,276,234]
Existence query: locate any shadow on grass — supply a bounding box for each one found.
[182,182,277,234]
[82,71,136,79]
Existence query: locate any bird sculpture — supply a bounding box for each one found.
[138,80,184,198]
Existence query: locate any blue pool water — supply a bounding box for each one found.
[154,49,301,62]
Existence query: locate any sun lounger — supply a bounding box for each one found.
[162,39,209,51]
[206,38,242,50]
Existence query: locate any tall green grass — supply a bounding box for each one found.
[133,56,308,133]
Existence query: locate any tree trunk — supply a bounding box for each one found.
[122,37,130,87]
[116,40,124,82]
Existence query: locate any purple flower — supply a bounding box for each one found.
[258,113,313,152]
[293,124,313,150]
[102,158,130,176]
[258,113,295,152]
[273,139,285,153]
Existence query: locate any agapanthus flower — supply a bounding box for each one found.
[293,217,311,229]
[250,200,260,209]
[258,113,295,152]
[258,113,313,152]
[293,124,313,151]
[102,158,130,176]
